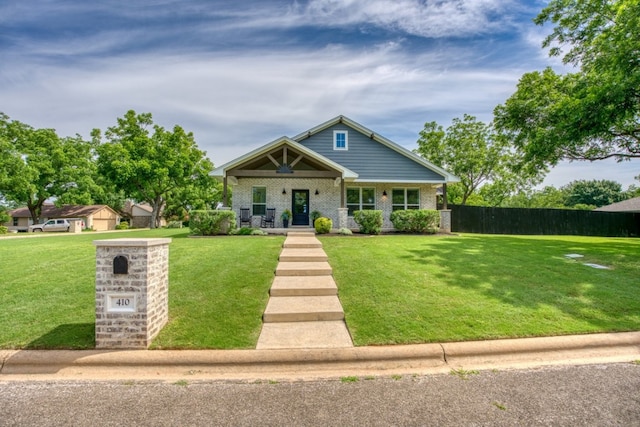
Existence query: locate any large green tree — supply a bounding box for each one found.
[0,113,96,223]
[494,0,640,167]
[94,110,214,228]
[561,179,628,208]
[415,114,544,205]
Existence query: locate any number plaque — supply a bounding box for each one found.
[107,294,136,312]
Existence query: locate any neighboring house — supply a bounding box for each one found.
[6,204,121,232]
[594,197,640,213]
[211,115,459,231]
[121,201,167,228]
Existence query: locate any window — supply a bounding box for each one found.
[334,130,348,150]
[252,186,266,216]
[347,187,375,215]
[12,217,18,226]
[392,188,420,211]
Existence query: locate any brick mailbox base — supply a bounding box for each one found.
[94,238,171,349]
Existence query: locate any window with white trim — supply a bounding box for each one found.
[334,130,348,150]
[252,186,266,216]
[392,188,420,211]
[346,187,375,216]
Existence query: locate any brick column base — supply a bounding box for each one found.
[439,209,452,233]
[338,208,348,230]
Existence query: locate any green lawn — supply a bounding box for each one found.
[320,234,640,345]
[1,231,638,349]
[0,229,283,349]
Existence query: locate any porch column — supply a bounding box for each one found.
[442,183,448,210]
[223,176,228,207]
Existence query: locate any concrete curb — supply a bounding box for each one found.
[1,332,639,380]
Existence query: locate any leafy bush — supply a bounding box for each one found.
[115,222,129,230]
[231,227,254,235]
[167,220,183,228]
[230,227,267,236]
[315,217,332,234]
[0,226,7,235]
[338,227,352,235]
[390,209,440,234]
[353,210,383,235]
[189,210,236,235]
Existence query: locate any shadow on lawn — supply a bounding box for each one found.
[26,323,95,349]
[401,235,640,331]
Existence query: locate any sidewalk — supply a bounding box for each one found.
[1,332,639,381]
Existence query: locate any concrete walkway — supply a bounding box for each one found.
[257,231,354,350]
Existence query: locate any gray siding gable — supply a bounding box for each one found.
[297,123,445,182]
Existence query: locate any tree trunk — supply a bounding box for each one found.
[28,199,45,225]
[150,195,164,229]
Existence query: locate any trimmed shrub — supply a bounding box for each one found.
[232,227,254,235]
[390,209,440,234]
[0,226,7,235]
[189,210,236,235]
[353,210,383,235]
[230,227,267,236]
[338,227,352,235]
[167,220,183,228]
[115,222,129,230]
[315,217,332,234]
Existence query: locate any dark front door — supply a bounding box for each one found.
[292,190,309,226]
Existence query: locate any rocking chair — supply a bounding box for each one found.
[239,208,252,227]
[260,208,276,228]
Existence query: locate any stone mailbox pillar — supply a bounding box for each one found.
[94,238,171,349]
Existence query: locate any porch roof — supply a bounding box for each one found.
[210,136,359,181]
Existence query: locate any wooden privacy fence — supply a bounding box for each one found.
[450,205,640,237]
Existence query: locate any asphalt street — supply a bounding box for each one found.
[1,362,639,426]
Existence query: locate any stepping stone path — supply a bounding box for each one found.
[256,231,354,349]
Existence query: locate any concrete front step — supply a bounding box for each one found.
[270,276,338,296]
[283,236,322,249]
[263,296,345,322]
[276,261,332,276]
[286,231,316,237]
[279,247,328,262]
[256,321,353,349]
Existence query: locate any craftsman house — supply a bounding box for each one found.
[211,115,459,231]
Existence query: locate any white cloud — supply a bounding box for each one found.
[0,42,527,166]
[297,0,520,37]
[4,0,632,189]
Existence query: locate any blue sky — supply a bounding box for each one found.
[1,0,637,189]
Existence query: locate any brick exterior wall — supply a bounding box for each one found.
[233,178,341,228]
[231,178,438,231]
[94,238,171,349]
